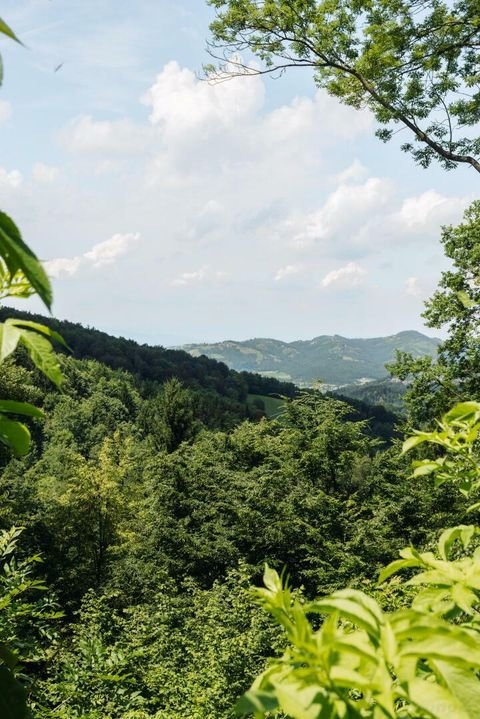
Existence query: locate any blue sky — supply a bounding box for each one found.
[0,0,475,345]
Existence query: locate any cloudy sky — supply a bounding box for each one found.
[0,0,475,345]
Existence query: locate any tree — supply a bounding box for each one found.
[207,0,480,172]
[389,201,480,423]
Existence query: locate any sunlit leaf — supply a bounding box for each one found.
[0,417,30,456]
[8,319,68,349]
[17,329,62,387]
[0,212,51,309]
[235,689,278,716]
[0,322,21,361]
[0,18,21,44]
[0,401,44,419]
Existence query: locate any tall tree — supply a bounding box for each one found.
[389,201,480,423]
[207,0,480,172]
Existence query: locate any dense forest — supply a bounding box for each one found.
[0,336,466,718]
[1,1,480,718]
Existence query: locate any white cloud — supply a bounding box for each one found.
[44,256,83,278]
[45,232,140,278]
[143,60,264,140]
[84,232,140,267]
[0,168,23,189]
[60,115,150,155]
[405,277,423,297]
[32,163,59,184]
[275,264,302,281]
[321,262,366,289]
[335,159,368,185]
[265,91,372,144]
[291,177,393,249]
[171,265,227,286]
[396,190,469,231]
[0,101,11,124]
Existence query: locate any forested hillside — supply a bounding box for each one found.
[183,331,440,386]
[0,351,465,717]
[0,307,296,423]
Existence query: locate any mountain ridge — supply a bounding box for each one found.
[182,330,441,386]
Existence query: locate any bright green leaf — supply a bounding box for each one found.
[0,418,30,456]
[0,211,52,309]
[0,401,44,419]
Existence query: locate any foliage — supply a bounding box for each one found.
[208,0,480,172]
[389,201,480,425]
[239,400,480,718]
[0,527,61,719]
[0,16,67,715]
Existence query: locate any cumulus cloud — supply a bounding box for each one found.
[274,264,302,281]
[143,60,264,139]
[321,262,366,289]
[45,232,139,278]
[335,159,368,185]
[32,163,59,184]
[396,190,470,231]
[265,91,372,144]
[291,177,393,249]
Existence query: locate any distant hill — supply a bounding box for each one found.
[333,378,408,413]
[182,331,440,386]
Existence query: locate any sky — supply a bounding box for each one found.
[0,0,475,346]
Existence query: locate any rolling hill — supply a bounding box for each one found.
[182,331,440,386]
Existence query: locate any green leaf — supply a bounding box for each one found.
[444,402,480,422]
[8,319,68,349]
[438,526,477,560]
[411,461,439,477]
[236,690,278,716]
[0,18,22,44]
[431,661,480,719]
[0,418,30,456]
[378,557,420,583]
[407,677,471,719]
[0,665,29,719]
[263,564,282,593]
[274,681,325,719]
[457,291,476,309]
[400,627,480,668]
[402,434,427,453]
[0,401,44,419]
[0,322,21,361]
[0,212,52,309]
[310,589,383,641]
[18,329,62,387]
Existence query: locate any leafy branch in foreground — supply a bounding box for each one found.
[238,401,480,719]
[0,15,66,718]
[207,0,480,172]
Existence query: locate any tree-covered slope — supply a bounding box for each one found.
[0,307,296,402]
[183,331,440,385]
